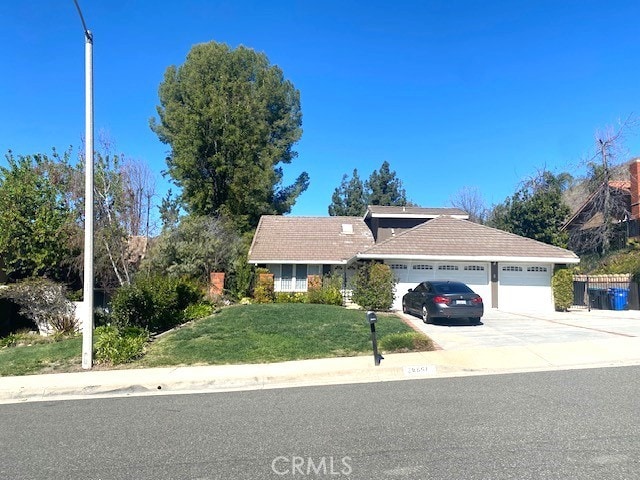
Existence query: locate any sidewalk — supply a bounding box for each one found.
[2,334,640,404]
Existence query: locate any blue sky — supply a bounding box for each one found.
[1,0,639,217]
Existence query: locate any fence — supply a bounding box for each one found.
[572,274,639,311]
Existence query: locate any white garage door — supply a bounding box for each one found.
[499,263,553,312]
[391,263,429,310]
[389,261,490,311]
[432,263,491,304]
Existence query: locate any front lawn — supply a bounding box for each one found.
[0,335,82,376]
[0,304,433,376]
[138,303,427,366]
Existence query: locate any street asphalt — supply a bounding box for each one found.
[1,307,639,404]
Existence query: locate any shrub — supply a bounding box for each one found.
[0,278,77,335]
[274,292,307,303]
[110,275,203,333]
[307,274,343,306]
[317,286,343,306]
[228,258,254,300]
[351,263,395,310]
[183,302,215,321]
[253,270,275,303]
[94,325,148,365]
[0,333,19,348]
[552,268,574,312]
[94,307,112,327]
[379,332,434,352]
[0,330,62,348]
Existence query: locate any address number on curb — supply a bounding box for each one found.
[403,365,437,376]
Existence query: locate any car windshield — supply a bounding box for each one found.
[432,282,473,294]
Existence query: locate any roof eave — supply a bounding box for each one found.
[369,213,469,220]
[248,259,350,265]
[355,253,580,264]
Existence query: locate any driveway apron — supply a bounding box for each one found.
[401,309,640,351]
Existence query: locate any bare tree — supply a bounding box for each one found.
[449,186,488,224]
[75,133,158,290]
[122,159,157,238]
[568,115,637,255]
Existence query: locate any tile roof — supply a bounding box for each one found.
[366,205,468,217]
[248,215,374,264]
[359,216,579,262]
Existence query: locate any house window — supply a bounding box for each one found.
[277,264,309,292]
[502,266,522,272]
[464,265,485,271]
[412,264,433,270]
[308,265,321,276]
[281,264,293,291]
[527,266,548,272]
[295,264,308,290]
[438,265,459,271]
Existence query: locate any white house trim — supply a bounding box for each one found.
[357,254,579,264]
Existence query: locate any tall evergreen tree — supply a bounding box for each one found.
[151,41,308,232]
[328,161,408,215]
[328,169,367,216]
[365,161,407,206]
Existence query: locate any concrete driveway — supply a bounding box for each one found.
[400,308,640,350]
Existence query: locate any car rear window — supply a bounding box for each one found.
[433,283,473,294]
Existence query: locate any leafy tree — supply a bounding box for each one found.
[143,214,242,284]
[366,161,408,206]
[487,170,571,248]
[150,41,308,231]
[328,169,367,216]
[0,152,77,282]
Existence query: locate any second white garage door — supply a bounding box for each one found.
[498,263,553,312]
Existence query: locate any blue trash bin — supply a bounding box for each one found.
[608,288,629,311]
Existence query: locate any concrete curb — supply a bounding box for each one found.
[2,336,640,404]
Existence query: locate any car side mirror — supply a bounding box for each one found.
[407,288,413,293]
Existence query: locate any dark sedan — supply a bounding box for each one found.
[402,280,484,325]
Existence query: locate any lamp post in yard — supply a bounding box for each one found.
[73,0,94,369]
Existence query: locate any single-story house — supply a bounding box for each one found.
[248,205,580,313]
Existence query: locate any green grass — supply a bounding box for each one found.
[0,304,434,375]
[0,336,82,376]
[138,303,427,367]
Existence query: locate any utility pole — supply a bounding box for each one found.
[74,0,94,369]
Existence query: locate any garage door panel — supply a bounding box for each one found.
[432,263,490,304]
[389,261,490,310]
[499,263,553,312]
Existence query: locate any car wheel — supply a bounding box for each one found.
[422,305,432,324]
[470,317,482,325]
[402,302,409,314]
